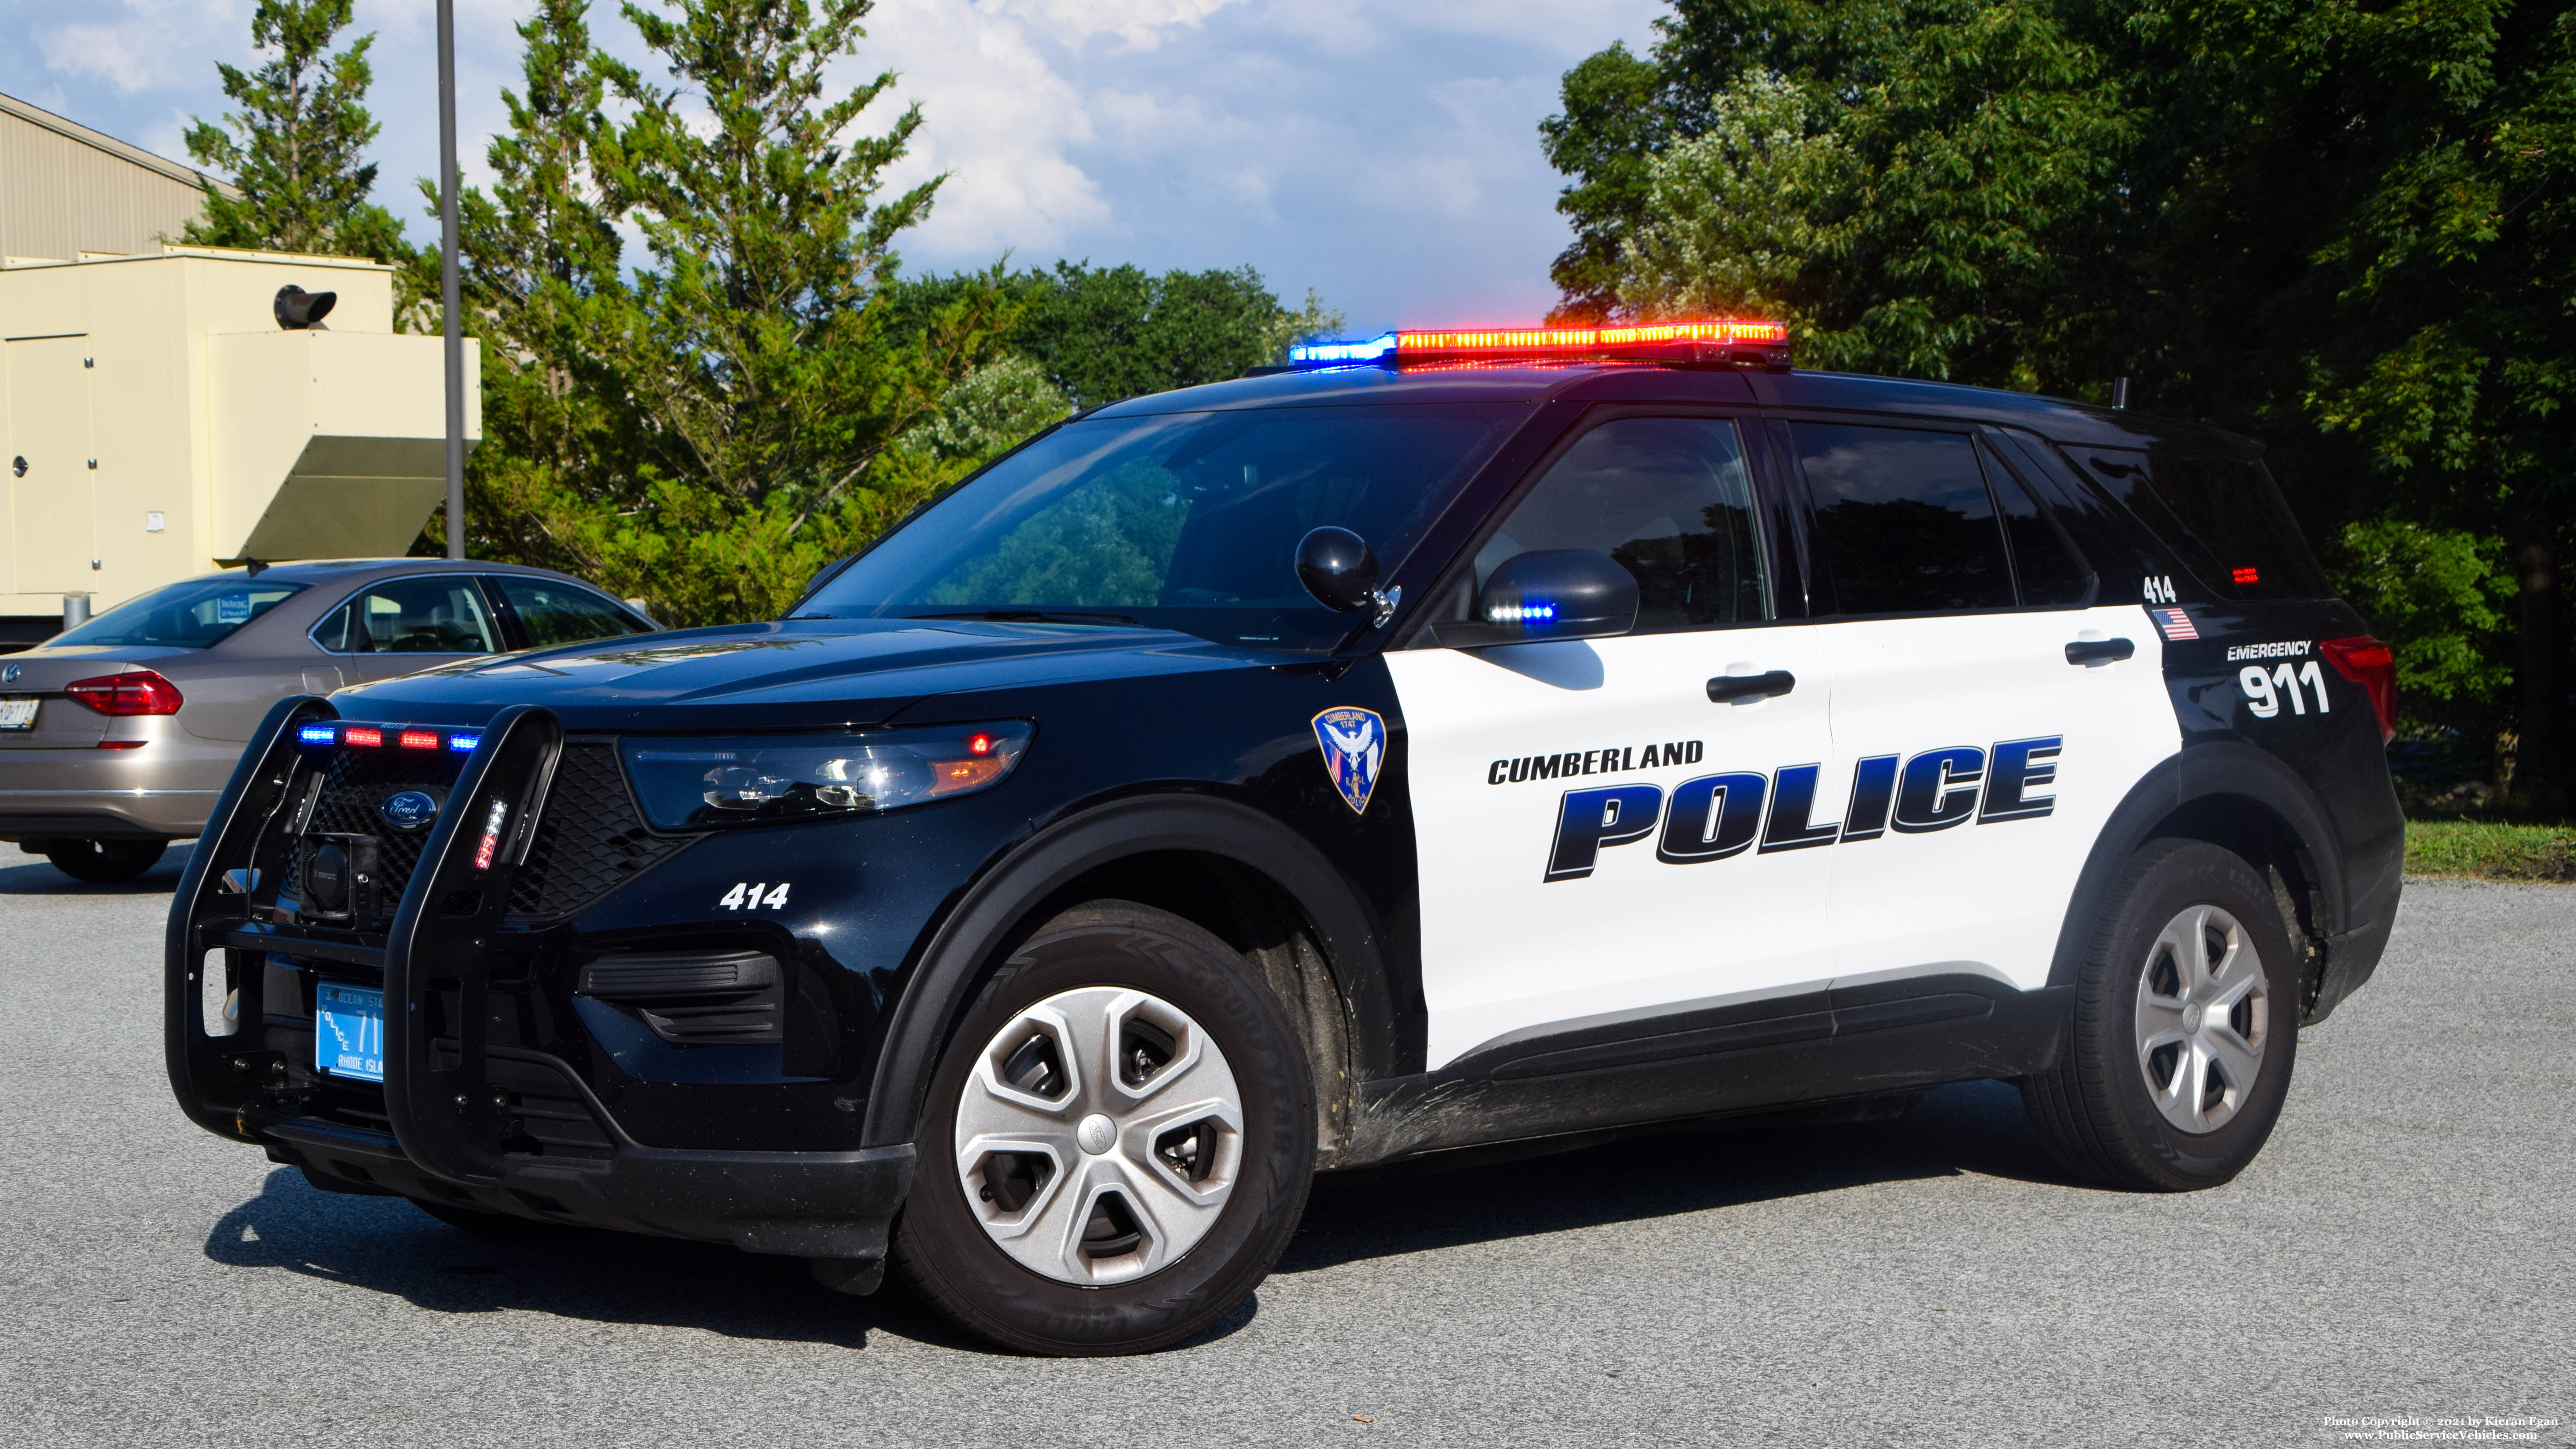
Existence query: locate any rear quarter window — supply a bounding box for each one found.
[2069,448,2329,600]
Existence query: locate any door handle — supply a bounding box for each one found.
[2064,637,2135,666]
[1707,669,1795,703]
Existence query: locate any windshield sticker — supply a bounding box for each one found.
[216,593,253,623]
[1312,707,1385,815]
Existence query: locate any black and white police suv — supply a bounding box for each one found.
[168,320,2403,1355]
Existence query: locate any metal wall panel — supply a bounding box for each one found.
[0,94,220,264]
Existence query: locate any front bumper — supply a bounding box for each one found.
[169,699,917,1269]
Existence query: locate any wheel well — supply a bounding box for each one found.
[1032,851,1359,1162]
[2143,794,2329,1015]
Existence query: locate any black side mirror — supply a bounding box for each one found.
[1296,527,1398,625]
[1435,549,1639,647]
[274,285,337,330]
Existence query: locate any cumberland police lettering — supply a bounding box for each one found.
[1489,740,1704,786]
[1544,736,2063,882]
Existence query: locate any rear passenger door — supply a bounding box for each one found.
[311,575,507,684]
[1392,413,1841,1073]
[1787,420,2178,992]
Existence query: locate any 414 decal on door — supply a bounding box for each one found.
[718,881,790,910]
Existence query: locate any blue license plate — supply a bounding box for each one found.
[315,982,386,1082]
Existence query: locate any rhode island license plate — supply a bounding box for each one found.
[0,697,35,730]
[314,982,386,1082]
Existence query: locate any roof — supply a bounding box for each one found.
[0,91,238,199]
[1089,361,2264,461]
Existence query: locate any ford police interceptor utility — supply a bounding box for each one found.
[167,320,2403,1355]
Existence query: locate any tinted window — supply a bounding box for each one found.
[806,405,1523,650]
[315,576,501,654]
[1475,417,1768,631]
[1983,442,2095,606]
[2106,452,2327,599]
[488,576,651,648]
[53,577,306,649]
[1798,423,2013,614]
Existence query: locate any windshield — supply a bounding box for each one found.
[803,404,1526,649]
[52,576,307,649]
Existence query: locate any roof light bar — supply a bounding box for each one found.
[1288,319,1791,371]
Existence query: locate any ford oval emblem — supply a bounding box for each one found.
[381,790,440,832]
[1,664,18,684]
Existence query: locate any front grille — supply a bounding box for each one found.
[509,743,688,919]
[280,749,463,913]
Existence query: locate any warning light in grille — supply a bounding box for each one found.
[298,724,337,745]
[398,729,442,751]
[448,732,481,753]
[473,798,508,871]
[2232,566,2260,586]
[341,726,384,748]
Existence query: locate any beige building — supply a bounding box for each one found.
[0,94,477,644]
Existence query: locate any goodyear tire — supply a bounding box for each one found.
[891,900,1315,1355]
[2022,839,2300,1191]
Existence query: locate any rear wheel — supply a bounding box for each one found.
[41,837,166,882]
[891,901,1314,1355]
[2022,839,2300,1191]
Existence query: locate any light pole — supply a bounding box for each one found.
[437,0,465,559]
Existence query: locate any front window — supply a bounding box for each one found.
[53,577,307,649]
[801,405,1526,649]
[486,575,652,648]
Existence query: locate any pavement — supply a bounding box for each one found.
[0,852,2568,1448]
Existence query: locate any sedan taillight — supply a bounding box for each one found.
[64,670,185,716]
[2320,636,2397,743]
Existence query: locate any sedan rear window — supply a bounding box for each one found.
[52,578,307,649]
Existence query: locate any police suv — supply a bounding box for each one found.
[169,321,2403,1355]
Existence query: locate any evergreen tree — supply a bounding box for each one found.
[182,0,410,264]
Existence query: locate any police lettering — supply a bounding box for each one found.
[1489,739,1702,785]
[1543,735,2063,880]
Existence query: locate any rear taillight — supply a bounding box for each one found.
[2321,636,2396,743]
[64,670,185,716]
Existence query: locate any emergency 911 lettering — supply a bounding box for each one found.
[1544,736,2063,881]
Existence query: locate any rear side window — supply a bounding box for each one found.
[486,575,652,648]
[1476,417,1770,632]
[1982,442,2096,607]
[1796,423,2013,614]
[314,576,502,654]
[2070,449,2328,599]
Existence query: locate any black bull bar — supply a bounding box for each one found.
[164,698,912,1267]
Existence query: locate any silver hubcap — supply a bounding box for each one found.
[2134,903,2270,1134]
[953,986,1244,1286]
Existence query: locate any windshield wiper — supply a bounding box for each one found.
[912,609,1142,627]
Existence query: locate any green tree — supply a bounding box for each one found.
[1011,262,1332,411]
[1547,0,2574,803]
[183,0,410,265]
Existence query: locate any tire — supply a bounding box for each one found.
[44,837,166,882]
[2022,839,2300,1191]
[891,900,1316,1355]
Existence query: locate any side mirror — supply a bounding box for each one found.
[1436,549,1638,647]
[1296,527,1398,626]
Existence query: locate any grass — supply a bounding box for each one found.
[2404,819,2576,883]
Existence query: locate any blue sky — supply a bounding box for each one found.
[6,0,1664,334]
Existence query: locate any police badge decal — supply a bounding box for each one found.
[1311,707,1385,814]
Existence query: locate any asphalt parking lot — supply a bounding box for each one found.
[0,854,2566,1448]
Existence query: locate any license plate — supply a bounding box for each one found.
[0,697,34,730]
[315,982,386,1082]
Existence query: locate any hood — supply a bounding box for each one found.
[332,617,1263,731]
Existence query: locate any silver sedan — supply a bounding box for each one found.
[0,559,657,880]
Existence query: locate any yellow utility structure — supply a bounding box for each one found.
[0,244,480,637]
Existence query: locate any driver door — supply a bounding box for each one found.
[1388,414,1841,1072]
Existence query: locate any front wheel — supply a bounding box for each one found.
[2022,839,2301,1191]
[891,901,1315,1355]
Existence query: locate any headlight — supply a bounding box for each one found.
[619,722,1033,830]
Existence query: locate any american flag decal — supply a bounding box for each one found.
[2152,607,2199,641]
